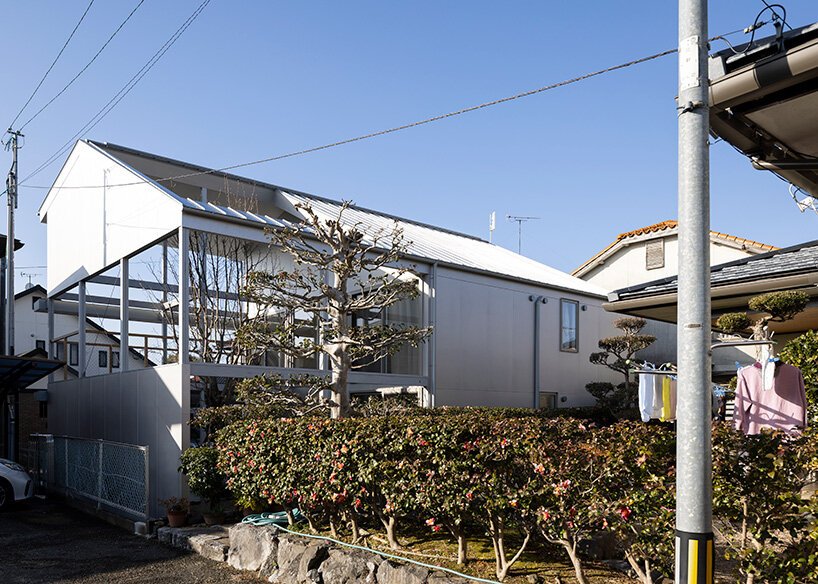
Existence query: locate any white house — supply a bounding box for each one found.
[573,220,778,370]
[39,140,623,515]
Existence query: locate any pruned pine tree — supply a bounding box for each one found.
[238,201,432,418]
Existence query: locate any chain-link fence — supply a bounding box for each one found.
[27,435,148,520]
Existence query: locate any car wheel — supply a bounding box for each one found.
[0,480,12,511]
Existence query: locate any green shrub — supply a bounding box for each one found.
[179,446,229,512]
[715,312,751,334]
[748,290,809,322]
[780,330,818,420]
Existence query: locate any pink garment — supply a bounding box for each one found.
[734,362,807,435]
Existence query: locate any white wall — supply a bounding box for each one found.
[582,234,758,292]
[48,364,190,518]
[433,267,620,408]
[41,141,183,295]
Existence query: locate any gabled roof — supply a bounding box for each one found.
[77,141,606,298]
[608,240,818,302]
[573,220,778,277]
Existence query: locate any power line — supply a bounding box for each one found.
[22,43,678,191]
[20,0,212,186]
[7,0,96,131]
[18,0,146,132]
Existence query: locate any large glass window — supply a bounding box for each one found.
[351,290,423,375]
[560,299,579,352]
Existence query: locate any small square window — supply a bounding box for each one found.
[69,342,79,366]
[99,351,108,368]
[112,351,120,369]
[35,340,46,352]
[32,296,41,310]
[539,392,558,410]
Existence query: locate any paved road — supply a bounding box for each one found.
[0,498,263,584]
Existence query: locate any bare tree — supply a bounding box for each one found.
[238,201,432,418]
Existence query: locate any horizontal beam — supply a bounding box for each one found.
[86,274,242,301]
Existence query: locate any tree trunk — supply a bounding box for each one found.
[625,552,652,584]
[563,541,589,584]
[488,514,530,582]
[378,513,400,550]
[284,507,295,526]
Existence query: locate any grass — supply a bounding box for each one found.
[285,522,634,583]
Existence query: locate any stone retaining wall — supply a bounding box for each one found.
[158,522,472,584]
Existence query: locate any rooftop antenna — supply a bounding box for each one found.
[506,215,540,254]
[20,272,38,289]
[488,211,496,243]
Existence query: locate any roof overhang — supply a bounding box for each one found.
[604,272,818,334]
[709,22,818,196]
[0,356,64,392]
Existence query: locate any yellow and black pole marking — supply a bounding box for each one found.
[676,530,713,584]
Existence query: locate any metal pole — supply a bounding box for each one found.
[161,239,168,364]
[5,130,22,356]
[120,258,129,372]
[78,281,86,377]
[676,1,713,583]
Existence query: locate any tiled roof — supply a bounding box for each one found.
[610,240,818,301]
[573,220,778,276]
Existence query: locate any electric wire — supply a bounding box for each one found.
[20,0,212,188]
[18,0,146,132]
[6,0,96,132]
[761,0,792,31]
[22,44,679,191]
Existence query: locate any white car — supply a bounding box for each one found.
[0,458,33,510]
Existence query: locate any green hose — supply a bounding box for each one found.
[241,513,502,584]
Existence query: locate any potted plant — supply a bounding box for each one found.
[159,496,190,527]
[180,446,229,525]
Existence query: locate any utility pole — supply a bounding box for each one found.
[4,129,22,357]
[676,1,712,583]
[506,215,539,255]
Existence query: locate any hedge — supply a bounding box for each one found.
[213,411,818,583]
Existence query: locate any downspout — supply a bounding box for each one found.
[428,263,438,408]
[529,295,548,409]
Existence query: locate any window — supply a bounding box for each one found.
[646,240,665,270]
[39,401,48,418]
[112,351,120,369]
[35,340,46,352]
[68,342,79,366]
[560,299,579,352]
[32,296,41,310]
[99,351,108,368]
[56,343,65,361]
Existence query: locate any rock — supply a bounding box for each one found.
[227,523,279,572]
[376,559,429,584]
[271,538,329,583]
[320,548,377,583]
[156,526,174,545]
[189,532,230,562]
[525,575,545,584]
[427,572,470,583]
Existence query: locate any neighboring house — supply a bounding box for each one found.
[13,285,149,451]
[573,220,778,365]
[37,139,623,516]
[604,240,818,377]
[572,220,777,291]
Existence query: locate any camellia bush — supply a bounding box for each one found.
[213,410,817,583]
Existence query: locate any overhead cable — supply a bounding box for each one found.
[20,0,212,186]
[18,0,146,131]
[23,44,678,191]
[7,0,96,132]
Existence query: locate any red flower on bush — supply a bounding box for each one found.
[425,517,436,526]
[533,463,546,475]
[619,506,632,521]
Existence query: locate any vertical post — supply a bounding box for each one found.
[78,281,86,377]
[120,258,130,372]
[676,1,713,583]
[178,227,190,365]
[5,130,22,356]
[161,240,168,364]
[47,298,55,383]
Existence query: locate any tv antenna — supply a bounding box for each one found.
[506,215,540,254]
[20,272,39,289]
[488,211,496,243]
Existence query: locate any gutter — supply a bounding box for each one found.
[529,295,548,409]
[604,272,818,313]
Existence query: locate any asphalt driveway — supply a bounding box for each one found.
[0,498,262,584]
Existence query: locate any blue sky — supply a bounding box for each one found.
[1,1,816,288]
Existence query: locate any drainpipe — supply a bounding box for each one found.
[529,295,548,409]
[428,263,438,408]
